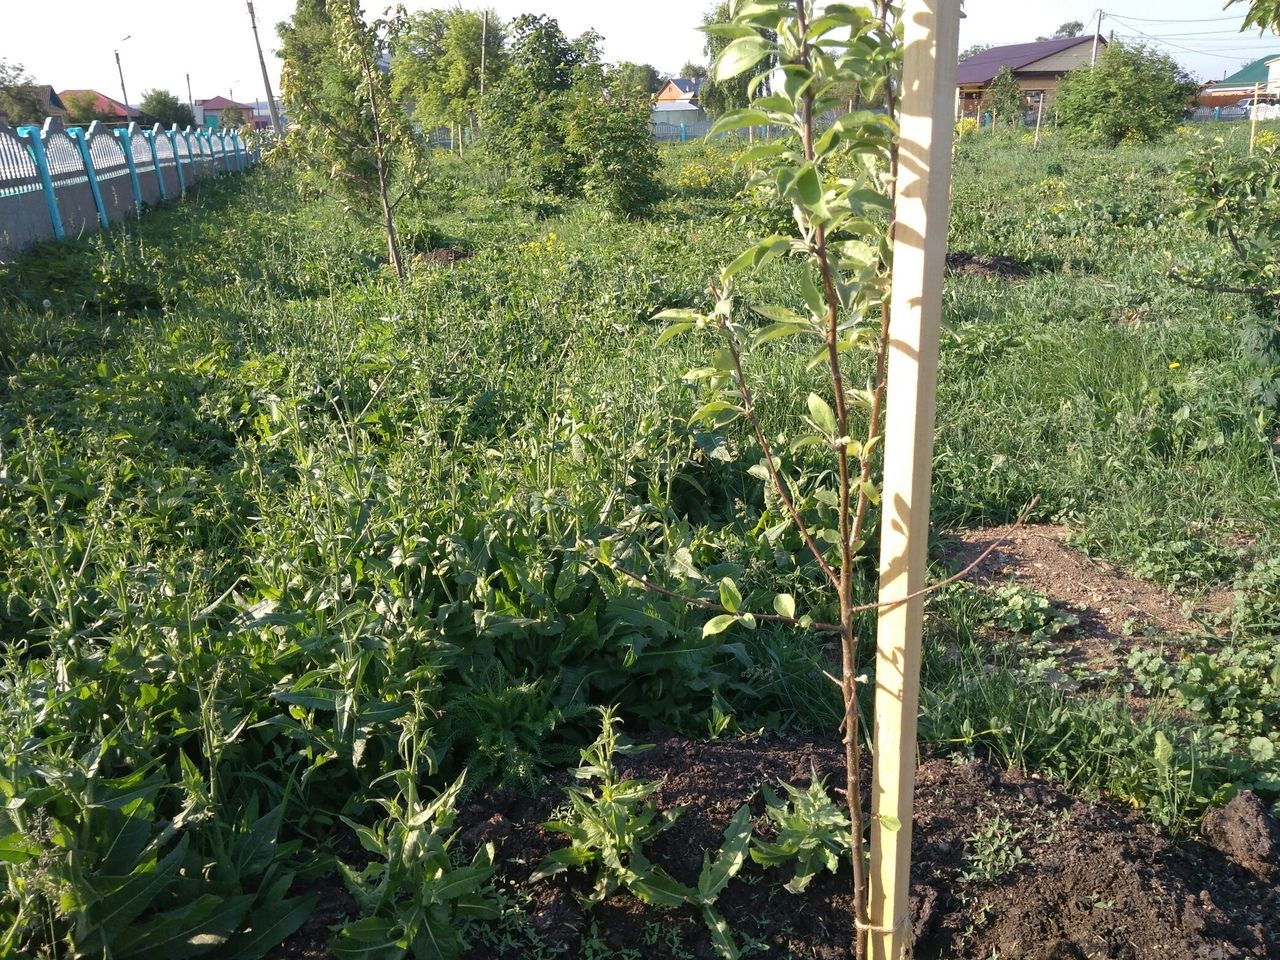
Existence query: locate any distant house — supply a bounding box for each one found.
[195,96,257,129]
[1199,55,1280,107]
[57,89,139,123]
[956,36,1103,118]
[652,77,705,126]
[34,86,68,120]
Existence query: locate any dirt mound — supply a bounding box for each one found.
[947,251,1031,279]
[1202,791,1280,880]
[414,247,473,266]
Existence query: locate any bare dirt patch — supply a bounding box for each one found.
[414,247,473,266]
[946,251,1031,280]
[938,524,1231,672]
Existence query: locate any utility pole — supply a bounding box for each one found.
[186,73,195,119]
[1091,10,1103,66]
[247,0,283,136]
[114,36,131,110]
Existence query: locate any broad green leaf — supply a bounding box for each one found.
[1248,736,1275,762]
[703,614,738,638]
[690,399,743,425]
[702,905,741,960]
[719,577,742,613]
[878,814,902,832]
[655,321,696,346]
[806,393,837,435]
[0,832,39,864]
[698,805,752,903]
[1153,731,1174,767]
[653,308,702,323]
[773,593,796,619]
[714,36,773,82]
[221,894,319,960]
[708,108,771,137]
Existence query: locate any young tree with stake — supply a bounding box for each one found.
[279,0,425,279]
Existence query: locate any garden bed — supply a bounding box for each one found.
[274,736,1280,960]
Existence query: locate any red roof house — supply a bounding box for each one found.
[57,89,139,122]
[195,96,256,129]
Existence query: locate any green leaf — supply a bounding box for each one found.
[719,578,742,613]
[624,865,693,907]
[221,894,319,960]
[790,166,823,208]
[690,399,743,425]
[113,894,253,960]
[806,393,837,435]
[1248,736,1275,762]
[653,308,702,323]
[878,814,902,832]
[655,321,696,346]
[708,108,771,137]
[702,905,741,960]
[773,593,796,619]
[723,234,791,279]
[0,832,40,864]
[1153,731,1174,767]
[333,917,405,960]
[703,614,738,638]
[698,805,752,903]
[714,35,773,82]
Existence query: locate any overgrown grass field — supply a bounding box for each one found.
[1,122,1277,956]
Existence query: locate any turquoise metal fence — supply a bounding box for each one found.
[0,116,262,261]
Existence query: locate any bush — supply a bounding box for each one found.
[563,84,659,216]
[1054,43,1196,147]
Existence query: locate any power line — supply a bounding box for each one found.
[1103,13,1246,23]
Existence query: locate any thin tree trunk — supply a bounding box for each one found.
[363,56,405,279]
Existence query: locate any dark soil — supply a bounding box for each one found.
[274,736,1280,959]
[946,251,1031,280]
[414,247,473,266]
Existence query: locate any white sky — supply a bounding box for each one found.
[2,0,1278,108]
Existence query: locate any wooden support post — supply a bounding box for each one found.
[869,2,960,958]
[1251,83,1261,155]
[1033,92,1045,149]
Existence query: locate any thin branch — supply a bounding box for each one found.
[719,316,843,591]
[846,494,1042,616]
[612,564,844,633]
[1167,269,1274,298]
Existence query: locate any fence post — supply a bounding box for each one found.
[1214,106,1222,121]
[166,125,186,195]
[232,132,244,172]
[16,123,64,240]
[679,122,686,143]
[68,124,109,228]
[146,126,166,201]
[114,122,143,209]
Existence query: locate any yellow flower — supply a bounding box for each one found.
[1168,361,1181,370]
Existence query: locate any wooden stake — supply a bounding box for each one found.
[869,2,959,958]
[1033,92,1045,149]
[1251,83,1260,155]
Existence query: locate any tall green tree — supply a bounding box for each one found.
[279,0,426,278]
[985,65,1024,127]
[679,61,708,81]
[612,61,662,98]
[140,89,195,128]
[63,92,116,125]
[1037,20,1084,40]
[958,43,990,61]
[1055,43,1196,147]
[0,59,42,125]
[392,7,506,129]
[481,14,594,191]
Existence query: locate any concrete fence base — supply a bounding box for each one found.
[0,116,262,262]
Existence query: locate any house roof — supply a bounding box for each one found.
[956,36,1098,87]
[35,86,65,114]
[195,96,253,112]
[1208,55,1280,88]
[653,101,703,113]
[57,90,138,119]
[669,77,702,94]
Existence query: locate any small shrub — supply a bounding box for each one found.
[1055,43,1197,147]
